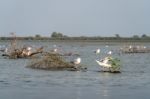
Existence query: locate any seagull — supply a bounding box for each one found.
[52,48,58,53]
[143,46,146,49]
[107,51,112,55]
[94,48,100,54]
[4,48,8,53]
[27,47,32,51]
[96,57,112,68]
[105,45,109,47]
[0,45,8,53]
[73,57,81,65]
[102,57,110,64]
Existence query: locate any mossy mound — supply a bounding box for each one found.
[27,52,86,71]
[108,57,121,72]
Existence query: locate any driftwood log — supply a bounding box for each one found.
[1,47,43,59]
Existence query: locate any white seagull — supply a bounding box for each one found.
[107,51,112,55]
[96,57,112,68]
[94,48,100,54]
[73,57,81,65]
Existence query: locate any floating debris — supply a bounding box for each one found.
[1,46,43,59]
[0,33,44,59]
[120,45,150,53]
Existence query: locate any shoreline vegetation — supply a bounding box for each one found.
[0,37,150,42]
[0,32,150,42]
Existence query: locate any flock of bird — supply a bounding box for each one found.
[0,44,113,69]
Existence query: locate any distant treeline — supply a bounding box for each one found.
[0,36,150,42]
[0,32,150,42]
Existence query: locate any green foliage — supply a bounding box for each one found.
[141,34,148,38]
[35,34,41,38]
[108,57,121,71]
[133,35,140,39]
[0,33,150,41]
[115,34,120,38]
[141,34,149,40]
[51,32,66,38]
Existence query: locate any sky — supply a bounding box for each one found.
[0,0,150,37]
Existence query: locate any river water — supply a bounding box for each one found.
[0,41,150,99]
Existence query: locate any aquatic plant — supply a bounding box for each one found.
[108,57,121,72]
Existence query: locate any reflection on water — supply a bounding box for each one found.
[0,41,150,99]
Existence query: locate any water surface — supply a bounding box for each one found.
[0,41,150,99]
